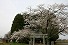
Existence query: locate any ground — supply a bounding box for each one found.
[0,42,28,45]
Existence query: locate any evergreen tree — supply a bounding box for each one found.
[11,14,24,34]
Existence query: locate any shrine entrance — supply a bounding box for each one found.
[29,34,48,45]
[35,38,43,43]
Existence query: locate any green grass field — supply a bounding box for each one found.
[0,42,28,45]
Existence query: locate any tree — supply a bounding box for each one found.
[10,4,68,45]
[11,14,24,34]
[10,29,31,43]
[47,3,68,45]
[47,12,59,45]
[47,3,68,34]
[23,4,59,41]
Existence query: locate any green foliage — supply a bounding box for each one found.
[11,14,24,34]
[1,42,28,45]
[11,4,59,43]
[47,15,59,41]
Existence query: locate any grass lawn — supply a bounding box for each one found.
[0,42,28,45]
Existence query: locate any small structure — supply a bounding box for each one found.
[29,34,48,45]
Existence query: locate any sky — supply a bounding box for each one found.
[0,0,68,39]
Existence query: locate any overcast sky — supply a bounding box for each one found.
[0,0,68,39]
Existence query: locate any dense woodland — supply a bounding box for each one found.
[4,3,68,45]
